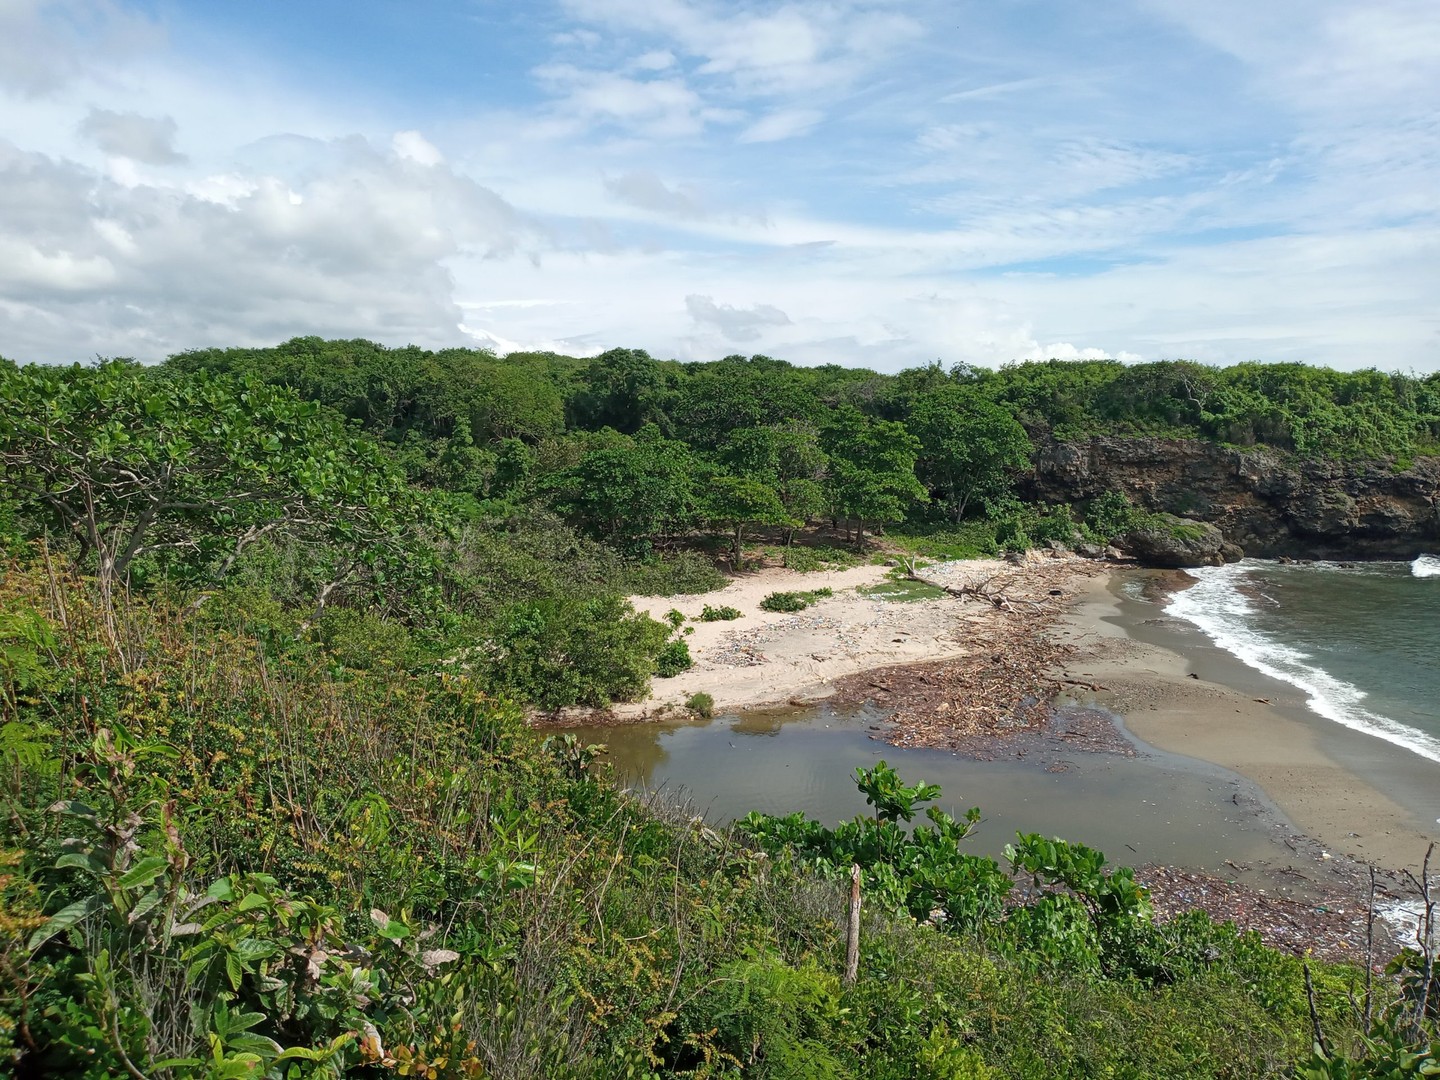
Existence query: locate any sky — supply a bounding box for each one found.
[1,0,1438,372]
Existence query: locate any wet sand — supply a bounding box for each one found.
[1056,571,1439,878]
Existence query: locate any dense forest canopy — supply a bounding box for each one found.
[163,338,1440,463]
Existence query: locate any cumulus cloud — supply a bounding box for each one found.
[77,107,185,164]
[391,130,444,166]
[0,136,533,361]
[0,0,162,97]
[685,293,791,342]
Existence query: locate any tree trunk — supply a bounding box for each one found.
[733,523,744,570]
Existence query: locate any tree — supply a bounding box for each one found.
[673,354,820,448]
[821,407,927,545]
[567,348,675,434]
[549,424,700,547]
[0,361,422,620]
[719,422,829,544]
[907,385,1033,519]
[703,475,794,569]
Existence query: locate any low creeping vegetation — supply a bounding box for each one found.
[697,604,743,622]
[758,587,834,613]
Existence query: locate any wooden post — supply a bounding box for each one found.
[843,863,861,987]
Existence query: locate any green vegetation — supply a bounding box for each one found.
[767,544,861,572]
[2,340,1437,1075]
[759,587,835,613]
[685,691,715,718]
[858,578,948,603]
[698,604,743,622]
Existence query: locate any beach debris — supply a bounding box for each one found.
[833,559,1115,755]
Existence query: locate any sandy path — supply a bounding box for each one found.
[618,558,1010,718]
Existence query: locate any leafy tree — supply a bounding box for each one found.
[821,407,927,544]
[703,475,794,569]
[908,385,1033,519]
[673,354,821,448]
[567,347,676,434]
[721,422,830,542]
[0,361,423,616]
[549,424,700,546]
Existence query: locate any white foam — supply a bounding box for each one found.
[1166,563,1440,765]
[1412,555,1440,578]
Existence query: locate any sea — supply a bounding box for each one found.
[1165,556,1440,766]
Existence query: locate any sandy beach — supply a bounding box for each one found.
[617,554,1096,720]
[1057,572,1439,877]
[539,554,1440,958]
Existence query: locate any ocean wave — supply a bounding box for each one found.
[1166,563,1440,765]
[1412,555,1440,578]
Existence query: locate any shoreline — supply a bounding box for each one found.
[603,554,1098,721]
[543,556,1440,959]
[1055,569,1438,878]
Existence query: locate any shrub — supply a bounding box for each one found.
[759,587,833,613]
[655,638,693,677]
[686,692,715,718]
[1084,490,1144,543]
[699,604,743,621]
[778,545,860,572]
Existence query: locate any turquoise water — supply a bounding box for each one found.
[1166,557,1440,764]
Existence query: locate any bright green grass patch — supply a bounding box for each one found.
[766,544,862,572]
[887,520,1000,561]
[858,578,947,603]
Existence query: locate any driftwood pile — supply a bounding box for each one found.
[835,560,1106,752]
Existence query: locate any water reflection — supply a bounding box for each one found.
[546,704,1294,875]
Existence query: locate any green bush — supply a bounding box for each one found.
[685,691,715,718]
[777,544,861,572]
[759,587,833,613]
[699,603,744,621]
[485,594,669,708]
[655,637,693,677]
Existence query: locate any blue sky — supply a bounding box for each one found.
[1,0,1437,371]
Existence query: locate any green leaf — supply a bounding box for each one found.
[117,855,169,889]
[225,950,243,991]
[234,892,268,913]
[54,852,105,875]
[28,894,103,951]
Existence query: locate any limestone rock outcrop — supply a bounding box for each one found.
[1025,436,1440,559]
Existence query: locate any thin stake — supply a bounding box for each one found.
[843,863,861,987]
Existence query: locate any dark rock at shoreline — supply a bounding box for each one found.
[1120,514,1236,568]
[1026,435,1440,560]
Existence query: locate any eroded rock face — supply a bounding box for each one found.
[1025,436,1440,559]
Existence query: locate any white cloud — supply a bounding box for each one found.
[531,63,735,137]
[77,107,185,164]
[392,130,444,166]
[0,0,161,97]
[0,136,535,361]
[738,108,823,144]
[602,169,706,218]
[685,293,791,342]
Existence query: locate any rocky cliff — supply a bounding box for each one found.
[1025,436,1440,559]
